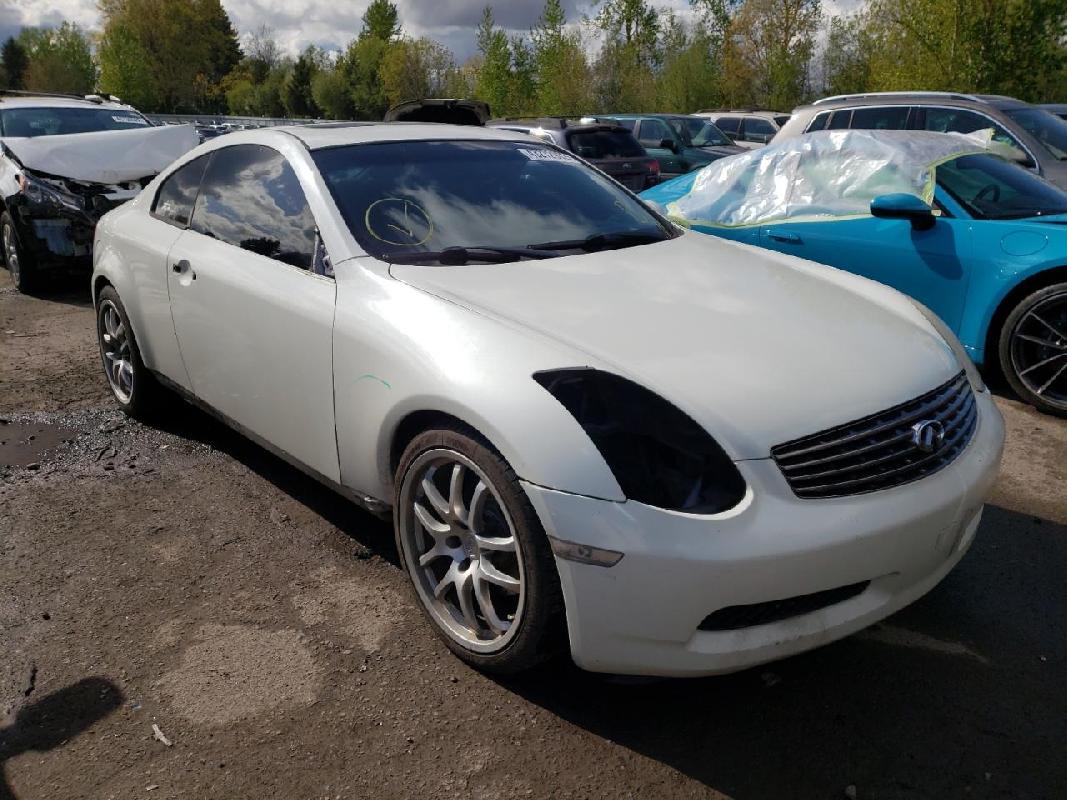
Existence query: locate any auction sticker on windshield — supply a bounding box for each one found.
[518,148,575,162]
[112,115,148,124]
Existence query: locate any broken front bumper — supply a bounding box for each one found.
[11,193,129,274]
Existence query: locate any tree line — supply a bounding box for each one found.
[1,0,1064,120]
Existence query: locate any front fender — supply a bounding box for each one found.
[332,261,625,504]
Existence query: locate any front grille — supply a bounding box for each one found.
[698,581,870,631]
[772,372,977,499]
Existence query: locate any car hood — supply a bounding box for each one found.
[389,233,960,460]
[2,124,198,184]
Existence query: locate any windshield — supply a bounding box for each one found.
[674,118,732,147]
[313,140,671,264]
[0,106,151,138]
[937,153,1067,220]
[1004,107,1067,160]
[566,129,644,159]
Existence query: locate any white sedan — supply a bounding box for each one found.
[91,123,1005,676]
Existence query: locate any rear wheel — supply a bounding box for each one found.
[1,211,37,294]
[999,282,1067,416]
[95,286,162,418]
[394,426,563,673]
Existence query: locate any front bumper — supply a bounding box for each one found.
[522,390,1005,677]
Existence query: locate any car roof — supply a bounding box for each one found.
[0,92,130,111]
[262,122,537,150]
[699,110,784,118]
[798,92,1027,113]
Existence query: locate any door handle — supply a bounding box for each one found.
[769,231,802,244]
[171,260,195,280]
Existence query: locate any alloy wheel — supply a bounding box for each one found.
[98,300,134,404]
[398,449,525,654]
[2,222,20,285]
[1009,289,1067,411]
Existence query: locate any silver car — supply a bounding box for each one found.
[775,92,1067,189]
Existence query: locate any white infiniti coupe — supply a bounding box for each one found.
[91,122,1004,676]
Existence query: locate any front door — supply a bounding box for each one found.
[167,143,340,481]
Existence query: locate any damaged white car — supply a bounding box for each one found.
[0,91,198,292]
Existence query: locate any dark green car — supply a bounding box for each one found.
[598,114,744,178]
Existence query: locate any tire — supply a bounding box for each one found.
[999,281,1067,416]
[393,425,564,673]
[1,211,38,294]
[95,286,162,419]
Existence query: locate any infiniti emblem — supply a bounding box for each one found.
[911,420,946,453]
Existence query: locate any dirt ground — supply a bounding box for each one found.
[1,270,1065,800]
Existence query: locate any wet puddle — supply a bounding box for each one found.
[0,419,73,467]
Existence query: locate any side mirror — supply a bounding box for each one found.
[746,132,773,144]
[870,193,936,231]
[659,138,678,153]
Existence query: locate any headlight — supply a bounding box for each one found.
[534,368,747,514]
[910,301,986,393]
[17,172,84,214]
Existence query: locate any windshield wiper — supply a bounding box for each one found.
[527,231,669,252]
[382,245,559,265]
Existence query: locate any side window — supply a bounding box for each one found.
[152,155,210,227]
[807,111,831,132]
[922,107,1025,158]
[716,117,742,136]
[612,118,636,131]
[192,144,317,271]
[742,117,776,141]
[849,106,909,131]
[638,119,672,147]
[827,109,852,129]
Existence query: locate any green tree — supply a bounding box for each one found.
[657,13,725,113]
[283,46,324,117]
[475,7,514,116]
[1,37,28,90]
[531,0,592,114]
[822,12,873,97]
[98,0,245,112]
[311,66,355,119]
[862,0,1067,101]
[721,0,821,110]
[361,0,402,41]
[19,24,96,94]
[380,37,457,106]
[97,21,159,109]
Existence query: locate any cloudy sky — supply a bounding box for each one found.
[2,0,860,61]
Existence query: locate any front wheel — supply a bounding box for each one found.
[393,426,563,673]
[999,282,1067,416]
[1,211,37,294]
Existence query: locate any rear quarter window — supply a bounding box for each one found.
[567,129,645,159]
[152,155,210,228]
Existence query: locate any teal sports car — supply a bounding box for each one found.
[641,130,1067,415]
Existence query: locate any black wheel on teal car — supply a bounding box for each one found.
[1000,281,1067,416]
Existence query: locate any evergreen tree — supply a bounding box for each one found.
[1,37,28,90]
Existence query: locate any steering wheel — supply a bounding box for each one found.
[975,184,1001,205]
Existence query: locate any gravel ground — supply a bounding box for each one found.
[1,270,1065,800]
